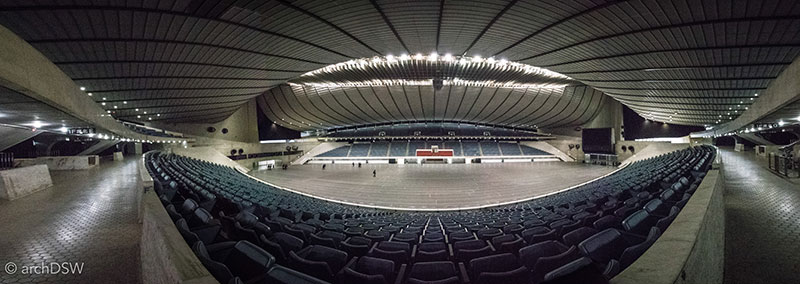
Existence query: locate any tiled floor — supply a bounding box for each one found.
[721,148,800,284]
[0,158,141,284]
[250,161,616,209]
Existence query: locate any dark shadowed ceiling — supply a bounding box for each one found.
[0,0,797,129]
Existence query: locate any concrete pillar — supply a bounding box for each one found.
[134,143,143,155]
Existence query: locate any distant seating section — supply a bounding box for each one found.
[369,142,389,157]
[389,142,408,156]
[499,143,522,156]
[521,145,551,156]
[126,123,183,138]
[315,141,553,157]
[325,122,544,138]
[349,144,371,156]
[480,142,501,156]
[462,141,481,156]
[147,145,715,284]
[316,146,350,157]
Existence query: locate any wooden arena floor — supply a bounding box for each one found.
[249,162,617,210]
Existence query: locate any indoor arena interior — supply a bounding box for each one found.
[0,1,799,284]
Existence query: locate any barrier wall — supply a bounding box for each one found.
[0,164,52,200]
[140,189,218,284]
[611,169,724,284]
[15,155,99,170]
[138,155,218,284]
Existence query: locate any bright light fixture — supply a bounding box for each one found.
[79,87,86,91]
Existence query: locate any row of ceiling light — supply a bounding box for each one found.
[643,93,759,127]
[81,86,162,121]
[75,86,182,144]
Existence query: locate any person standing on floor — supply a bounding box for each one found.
[373,169,376,177]
[322,164,326,170]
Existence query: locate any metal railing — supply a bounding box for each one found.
[0,152,14,169]
[769,153,799,178]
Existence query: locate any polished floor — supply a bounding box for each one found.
[250,162,616,210]
[0,158,141,284]
[721,148,800,284]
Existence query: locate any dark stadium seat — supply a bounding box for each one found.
[405,261,463,284]
[259,232,304,263]
[468,253,531,284]
[309,230,346,249]
[449,231,476,242]
[422,232,445,243]
[263,265,330,284]
[621,210,659,237]
[655,207,681,232]
[476,228,503,240]
[522,227,558,244]
[176,218,220,245]
[453,239,494,263]
[619,227,661,269]
[393,232,420,244]
[368,241,412,269]
[341,236,373,257]
[593,215,621,231]
[643,199,671,217]
[366,230,392,242]
[142,146,716,284]
[192,241,236,284]
[197,241,276,283]
[415,242,449,262]
[491,234,525,255]
[288,245,348,282]
[562,227,599,247]
[339,256,398,284]
[578,228,643,278]
[541,257,609,284]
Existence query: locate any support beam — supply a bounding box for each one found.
[0,125,41,152]
[0,24,187,143]
[693,56,800,137]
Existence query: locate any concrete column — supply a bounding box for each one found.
[134,143,143,155]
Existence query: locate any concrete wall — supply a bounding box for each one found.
[545,136,585,162]
[15,155,100,170]
[149,98,259,144]
[546,95,623,141]
[0,164,52,200]
[612,169,724,284]
[521,140,575,162]
[140,189,218,284]
[292,142,349,165]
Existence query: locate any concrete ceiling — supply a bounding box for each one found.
[0,0,798,127]
[259,84,606,130]
[0,85,92,132]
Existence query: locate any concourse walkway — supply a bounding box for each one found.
[0,158,141,284]
[721,148,800,283]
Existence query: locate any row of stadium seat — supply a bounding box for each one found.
[316,141,551,157]
[324,122,541,138]
[146,145,714,283]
